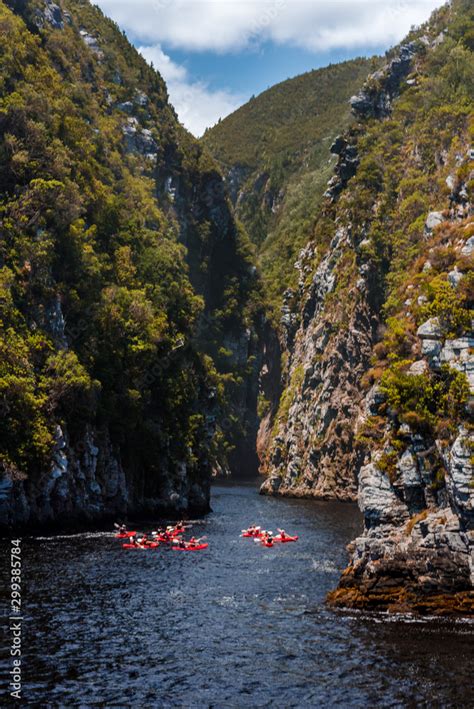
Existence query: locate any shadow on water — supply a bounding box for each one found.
[0,483,472,707]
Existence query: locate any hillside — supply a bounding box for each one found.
[0,0,263,531]
[257,0,474,613]
[202,57,380,309]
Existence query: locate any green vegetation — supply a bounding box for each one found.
[339,0,474,458]
[203,57,380,312]
[0,0,262,485]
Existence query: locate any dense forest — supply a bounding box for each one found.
[0,0,263,529]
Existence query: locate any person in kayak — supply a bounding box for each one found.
[278,529,287,541]
[135,534,148,547]
[177,538,186,549]
[188,536,198,548]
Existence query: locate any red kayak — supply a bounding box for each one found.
[115,531,136,539]
[274,535,298,543]
[122,542,159,549]
[241,530,262,538]
[172,543,208,551]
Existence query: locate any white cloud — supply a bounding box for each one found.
[96,0,444,134]
[97,0,444,53]
[138,45,244,136]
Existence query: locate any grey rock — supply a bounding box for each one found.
[461,236,474,256]
[424,211,444,233]
[417,317,442,339]
[398,450,421,486]
[34,0,70,30]
[135,91,149,107]
[117,101,134,114]
[421,339,442,358]
[45,296,68,349]
[448,267,463,289]
[350,43,417,120]
[122,118,158,157]
[358,463,409,527]
[260,475,282,495]
[79,30,104,59]
[408,360,428,376]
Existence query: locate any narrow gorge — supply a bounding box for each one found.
[0,0,473,618]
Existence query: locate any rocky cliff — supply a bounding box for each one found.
[0,0,261,532]
[260,0,474,612]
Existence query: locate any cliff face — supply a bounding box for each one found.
[260,0,474,612]
[329,219,474,613]
[0,0,261,531]
[259,225,376,500]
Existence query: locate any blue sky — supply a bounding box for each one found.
[96,0,444,136]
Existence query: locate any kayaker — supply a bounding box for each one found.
[136,535,147,547]
[119,524,127,534]
[188,536,198,547]
[279,529,287,541]
[264,532,274,547]
[177,538,186,549]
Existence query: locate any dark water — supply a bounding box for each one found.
[1,482,473,707]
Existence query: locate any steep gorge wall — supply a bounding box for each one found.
[259,0,474,612]
[0,0,261,531]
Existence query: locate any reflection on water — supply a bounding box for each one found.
[0,482,472,707]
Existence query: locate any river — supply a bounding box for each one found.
[1,482,473,707]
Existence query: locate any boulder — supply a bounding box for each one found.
[408,360,428,375]
[424,211,443,233]
[461,236,474,256]
[421,339,442,358]
[448,267,463,288]
[417,317,442,339]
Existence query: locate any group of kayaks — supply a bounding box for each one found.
[114,523,208,551]
[114,522,299,552]
[240,525,299,548]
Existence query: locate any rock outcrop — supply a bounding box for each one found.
[329,222,474,614]
[350,42,418,119]
[324,135,360,201]
[260,225,377,500]
[328,426,474,615]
